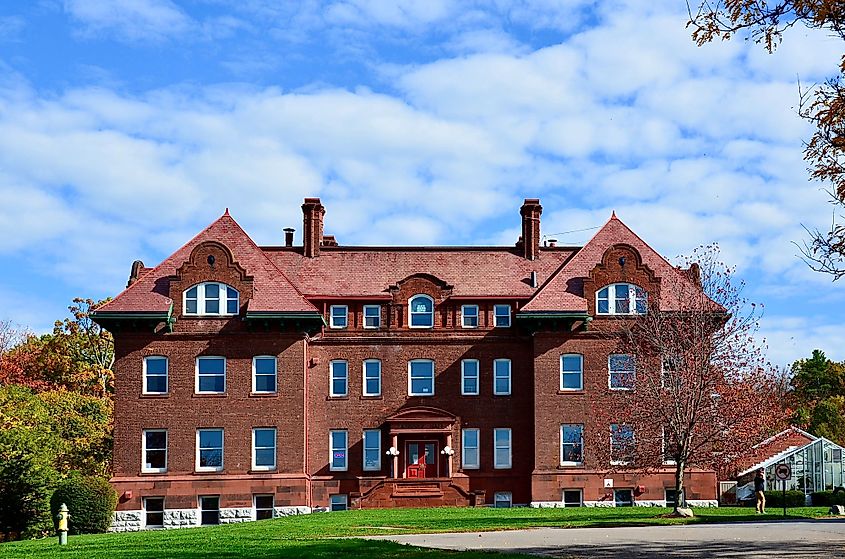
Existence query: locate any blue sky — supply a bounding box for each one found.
[1,0,843,367]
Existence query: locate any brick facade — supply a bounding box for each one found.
[94,198,719,529]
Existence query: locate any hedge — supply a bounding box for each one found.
[811,490,845,506]
[49,473,117,534]
[762,490,806,507]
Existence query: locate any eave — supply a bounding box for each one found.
[91,305,174,333]
[243,311,326,335]
[515,311,592,333]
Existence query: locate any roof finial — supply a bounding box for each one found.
[611,210,617,219]
[224,207,230,216]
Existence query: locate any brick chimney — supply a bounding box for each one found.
[520,198,542,260]
[302,198,325,257]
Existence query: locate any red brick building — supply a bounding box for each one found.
[93,197,718,531]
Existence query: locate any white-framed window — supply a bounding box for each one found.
[596,283,647,315]
[560,424,584,465]
[330,305,348,329]
[330,360,348,397]
[408,359,435,396]
[252,428,276,470]
[409,294,434,328]
[142,429,167,473]
[252,356,277,393]
[610,424,635,465]
[494,491,512,508]
[493,359,511,395]
[199,495,220,525]
[493,304,511,327]
[461,428,480,469]
[560,354,583,391]
[363,429,381,471]
[665,488,678,508]
[461,305,479,328]
[196,356,226,394]
[363,360,381,396]
[330,494,348,511]
[363,305,381,329]
[661,354,681,387]
[609,354,635,390]
[184,282,239,316]
[461,359,479,395]
[494,428,512,469]
[196,428,224,472]
[254,494,274,521]
[143,356,168,394]
[143,497,164,528]
[662,427,678,465]
[330,430,348,471]
[562,489,583,507]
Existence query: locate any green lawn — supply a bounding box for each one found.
[2,506,831,559]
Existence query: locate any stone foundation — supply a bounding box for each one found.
[274,506,312,517]
[531,499,719,508]
[164,509,198,528]
[110,510,143,532]
[219,508,252,524]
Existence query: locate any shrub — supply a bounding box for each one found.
[811,490,845,506]
[50,473,117,534]
[762,490,806,507]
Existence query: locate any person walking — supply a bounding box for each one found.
[754,468,766,514]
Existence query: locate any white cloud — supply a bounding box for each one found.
[63,0,192,41]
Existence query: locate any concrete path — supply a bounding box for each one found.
[370,520,845,558]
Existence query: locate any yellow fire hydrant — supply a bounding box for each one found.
[57,503,69,545]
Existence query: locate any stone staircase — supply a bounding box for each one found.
[359,478,477,508]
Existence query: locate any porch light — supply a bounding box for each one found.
[386,446,400,456]
[441,446,454,456]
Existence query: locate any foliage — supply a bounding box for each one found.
[590,245,785,513]
[0,506,833,558]
[811,490,845,506]
[0,384,112,540]
[50,473,117,535]
[755,490,807,507]
[689,1,845,279]
[0,298,114,396]
[0,386,61,541]
[789,350,845,445]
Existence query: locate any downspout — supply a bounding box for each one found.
[303,332,311,508]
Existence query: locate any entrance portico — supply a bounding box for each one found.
[385,407,456,479]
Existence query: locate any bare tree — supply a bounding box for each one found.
[592,245,785,515]
[689,1,845,279]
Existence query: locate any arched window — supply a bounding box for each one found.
[408,294,434,328]
[596,283,647,315]
[184,282,239,316]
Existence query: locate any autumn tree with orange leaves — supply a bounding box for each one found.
[689,1,845,278]
[590,246,785,515]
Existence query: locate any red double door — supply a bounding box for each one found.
[405,441,438,478]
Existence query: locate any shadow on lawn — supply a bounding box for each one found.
[43,538,513,559]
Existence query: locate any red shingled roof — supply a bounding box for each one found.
[96,212,317,314]
[523,213,707,312]
[265,247,576,299]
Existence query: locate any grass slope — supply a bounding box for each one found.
[3,506,830,558]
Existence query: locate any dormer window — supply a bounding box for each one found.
[184,282,239,316]
[596,283,647,315]
[409,295,434,328]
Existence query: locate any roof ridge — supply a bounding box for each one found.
[96,211,234,313]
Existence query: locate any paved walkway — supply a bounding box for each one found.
[370,520,845,558]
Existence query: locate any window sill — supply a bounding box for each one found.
[558,390,585,395]
[327,395,349,400]
[250,392,278,398]
[558,463,584,469]
[193,393,227,397]
[195,469,225,474]
[408,393,435,397]
[361,395,383,400]
[493,393,512,397]
[250,468,277,473]
[139,470,168,475]
[608,387,633,392]
[461,393,480,397]
[140,393,169,398]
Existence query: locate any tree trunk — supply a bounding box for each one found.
[674,460,686,514]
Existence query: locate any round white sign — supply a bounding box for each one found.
[775,463,792,480]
